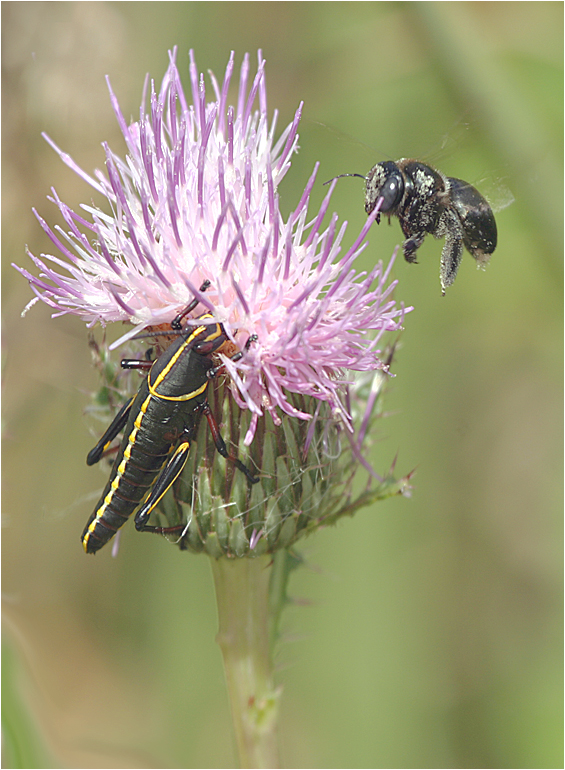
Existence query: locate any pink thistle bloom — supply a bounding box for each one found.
[14,49,409,445]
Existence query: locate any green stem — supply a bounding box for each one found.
[210,556,281,769]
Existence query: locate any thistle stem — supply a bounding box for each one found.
[210,556,281,769]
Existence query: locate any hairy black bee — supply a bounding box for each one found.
[364,159,497,294]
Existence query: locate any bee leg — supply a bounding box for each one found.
[439,211,464,294]
[402,232,425,263]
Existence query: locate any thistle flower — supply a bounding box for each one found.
[15,49,411,557]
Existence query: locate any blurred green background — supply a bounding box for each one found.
[2,2,562,767]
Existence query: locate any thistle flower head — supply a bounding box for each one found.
[16,50,413,556]
[15,48,408,445]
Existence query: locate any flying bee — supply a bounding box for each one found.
[331,159,498,294]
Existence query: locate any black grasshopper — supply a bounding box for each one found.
[81,291,257,554]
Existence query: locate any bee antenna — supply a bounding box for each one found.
[323,173,367,186]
